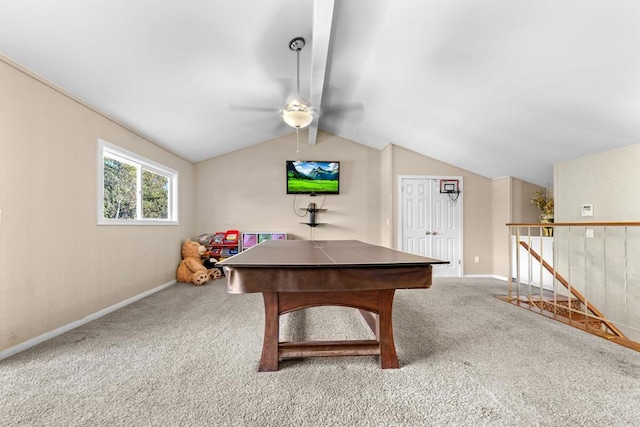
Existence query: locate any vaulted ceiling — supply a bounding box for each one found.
[1,0,639,186]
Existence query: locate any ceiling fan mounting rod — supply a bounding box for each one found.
[289,37,305,51]
[289,37,305,99]
[296,49,300,98]
[281,37,313,130]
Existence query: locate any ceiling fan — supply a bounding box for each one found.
[229,36,364,150]
[229,37,314,127]
[281,37,365,133]
[229,36,315,152]
[280,37,315,130]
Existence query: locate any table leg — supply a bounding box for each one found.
[258,291,279,372]
[378,289,400,369]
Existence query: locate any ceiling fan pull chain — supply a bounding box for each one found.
[296,127,300,153]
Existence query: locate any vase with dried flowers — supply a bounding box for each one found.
[531,189,554,236]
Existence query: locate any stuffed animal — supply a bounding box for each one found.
[176,239,210,286]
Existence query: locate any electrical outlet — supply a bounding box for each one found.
[586,228,594,239]
[474,256,480,263]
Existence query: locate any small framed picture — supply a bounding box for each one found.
[440,179,459,193]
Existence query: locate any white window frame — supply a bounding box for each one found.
[97,139,179,225]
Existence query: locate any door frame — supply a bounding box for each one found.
[397,175,464,277]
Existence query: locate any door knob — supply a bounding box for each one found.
[432,231,439,235]
[425,231,431,235]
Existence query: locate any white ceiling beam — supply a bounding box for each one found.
[307,0,335,145]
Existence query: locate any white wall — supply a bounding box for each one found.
[0,57,196,353]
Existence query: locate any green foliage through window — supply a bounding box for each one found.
[142,170,169,219]
[103,157,137,219]
[99,139,177,224]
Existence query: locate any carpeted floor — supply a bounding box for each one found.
[1,278,639,426]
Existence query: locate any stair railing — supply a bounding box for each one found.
[518,240,625,338]
[504,222,640,352]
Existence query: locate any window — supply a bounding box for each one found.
[98,139,178,225]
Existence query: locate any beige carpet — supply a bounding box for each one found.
[1,278,640,426]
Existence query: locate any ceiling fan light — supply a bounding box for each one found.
[282,110,313,129]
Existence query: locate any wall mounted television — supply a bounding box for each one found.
[286,160,340,195]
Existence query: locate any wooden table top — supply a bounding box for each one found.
[219,240,448,294]
[218,239,447,268]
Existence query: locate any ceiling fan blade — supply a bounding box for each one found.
[243,116,289,132]
[228,104,279,113]
[276,78,296,100]
[230,38,311,132]
[322,102,364,115]
[320,102,365,122]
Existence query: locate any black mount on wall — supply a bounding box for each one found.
[306,202,318,226]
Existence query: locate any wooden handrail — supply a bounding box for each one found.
[508,221,640,227]
[518,240,627,339]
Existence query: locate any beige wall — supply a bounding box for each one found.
[492,178,511,278]
[379,144,393,247]
[554,144,640,340]
[491,177,545,278]
[0,58,196,352]
[195,140,533,277]
[3,54,557,354]
[511,179,546,224]
[194,132,382,244]
[389,145,493,275]
[195,140,532,278]
[555,143,640,222]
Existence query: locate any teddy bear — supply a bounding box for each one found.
[176,239,211,286]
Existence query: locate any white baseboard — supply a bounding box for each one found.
[0,280,176,361]
[464,274,508,281]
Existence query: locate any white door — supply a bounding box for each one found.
[400,177,462,277]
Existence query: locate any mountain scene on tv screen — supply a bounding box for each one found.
[287,161,339,193]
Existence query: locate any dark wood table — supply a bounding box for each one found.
[219,240,447,371]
